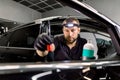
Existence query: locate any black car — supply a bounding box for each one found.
[0,0,120,80]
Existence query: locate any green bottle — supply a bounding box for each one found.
[82,39,94,60]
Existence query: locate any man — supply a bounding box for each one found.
[34,17,87,61]
[34,17,98,80]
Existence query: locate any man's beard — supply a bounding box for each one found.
[66,37,77,44]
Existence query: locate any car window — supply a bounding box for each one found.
[50,19,116,59]
[0,19,117,62]
[0,32,13,46]
[51,25,63,36]
[9,24,39,48]
[95,33,116,58]
[79,25,116,59]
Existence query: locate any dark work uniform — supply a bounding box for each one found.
[48,35,98,80]
[54,34,87,61]
[37,34,98,80]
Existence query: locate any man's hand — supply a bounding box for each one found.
[34,33,54,51]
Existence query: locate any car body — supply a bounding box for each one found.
[0,0,120,80]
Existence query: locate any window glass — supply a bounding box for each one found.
[9,24,39,48]
[80,25,116,59]
[95,33,115,58]
[50,18,116,59]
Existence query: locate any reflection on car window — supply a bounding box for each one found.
[50,19,116,59]
[0,18,116,62]
[78,24,116,59]
[95,34,115,58]
[9,24,39,48]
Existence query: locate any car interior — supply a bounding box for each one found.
[0,19,116,63]
[50,20,115,60]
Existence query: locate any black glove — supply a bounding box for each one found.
[34,33,53,51]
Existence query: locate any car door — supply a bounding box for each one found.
[0,24,40,62]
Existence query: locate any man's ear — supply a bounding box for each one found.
[78,28,81,32]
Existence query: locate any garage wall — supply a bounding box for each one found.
[42,6,88,18]
[0,0,41,23]
[85,0,120,24]
[42,0,120,24]
[1,0,119,24]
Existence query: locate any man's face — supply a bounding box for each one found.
[63,21,80,44]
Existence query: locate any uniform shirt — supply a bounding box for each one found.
[54,34,87,61]
[46,35,97,80]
